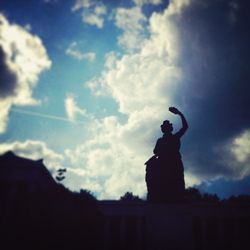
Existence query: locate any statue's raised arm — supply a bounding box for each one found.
[169,107,188,138]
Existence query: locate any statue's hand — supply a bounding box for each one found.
[169,107,181,115]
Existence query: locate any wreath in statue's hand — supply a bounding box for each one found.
[169,107,181,115]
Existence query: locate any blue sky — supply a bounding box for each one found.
[0,0,250,199]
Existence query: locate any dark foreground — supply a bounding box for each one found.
[1,152,250,250]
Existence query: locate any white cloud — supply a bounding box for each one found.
[0,140,64,172]
[114,0,191,52]
[166,0,192,16]
[65,167,102,193]
[89,9,181,115]
[184,172,202,187]
[72,0,107,28]
[0,101,11,133]
[64,94,93,121]
[0,14,51,133]
[73,0,91,9]
[182,129,250,188]
[65,115,148,198]
[133,0,191,14]
[66,42,96,62]
[115,7,147,51]
[214,129,250,180]
[133,0,162,6]
[228,129,250,178]
[231,130,250,163]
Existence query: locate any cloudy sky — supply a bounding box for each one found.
[0,0,250,199]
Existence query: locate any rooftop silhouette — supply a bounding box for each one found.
[0,151,104,250]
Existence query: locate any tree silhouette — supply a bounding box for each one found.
[56,168,67,182]
[120,192,142,202]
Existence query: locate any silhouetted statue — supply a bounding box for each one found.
[145,107,188,203]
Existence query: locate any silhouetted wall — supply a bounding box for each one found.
[98,201,250,250]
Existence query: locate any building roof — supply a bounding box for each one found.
[0,151,56,187]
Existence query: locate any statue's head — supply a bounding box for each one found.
[161,120,173,134]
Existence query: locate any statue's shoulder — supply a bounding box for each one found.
[157,137,163,141]
[156,137,164,144]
